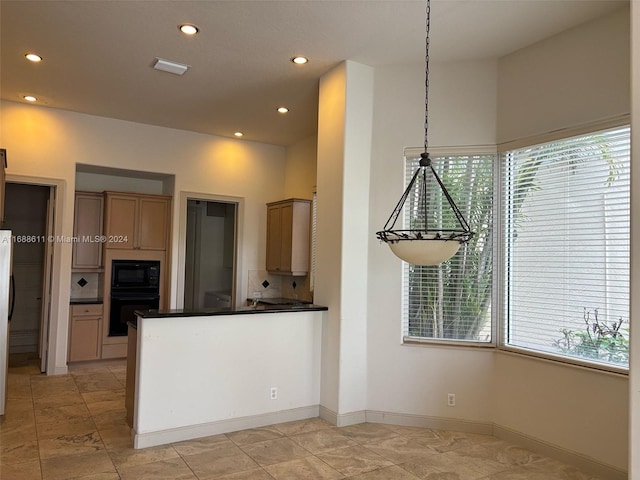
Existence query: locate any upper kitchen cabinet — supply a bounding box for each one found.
[266,199,310,276]
[0,149,6,226]
[73,192,104,270]
[104,192,171,251]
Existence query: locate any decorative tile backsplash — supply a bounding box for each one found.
[247,270,312,302]
[70,272,102,299]
[248,270,282,299]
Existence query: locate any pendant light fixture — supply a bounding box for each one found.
[376,0,473,265]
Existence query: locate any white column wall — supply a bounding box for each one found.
[316,61,373,420]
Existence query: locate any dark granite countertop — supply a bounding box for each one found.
[129,303,327,328]
[70,298,104,305]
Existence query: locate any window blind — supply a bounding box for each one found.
[502,126,630,368]
[310,191,317,292]
[402,149,495,343]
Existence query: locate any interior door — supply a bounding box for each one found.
[0,230,12,415]
[39,187,55,373]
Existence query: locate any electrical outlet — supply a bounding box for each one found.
[253,291,263,299]
[447,393,456,407]
[270,387,278,400]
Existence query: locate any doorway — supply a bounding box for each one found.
[4,183,54,371]
[184,200,237,309]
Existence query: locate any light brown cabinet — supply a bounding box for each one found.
[104,192,171,251]
[68,303,103,362]
[0,148,6,226]
[72,192,104,270]
[266,199,310,276]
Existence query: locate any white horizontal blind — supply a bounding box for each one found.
[402,150,495,343]
[503,126,630,368]
[310,191,317,292]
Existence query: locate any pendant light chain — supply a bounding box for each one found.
[424,0,431,153]
[375,0,474,266]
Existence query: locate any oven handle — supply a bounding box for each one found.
[110,294,160,300]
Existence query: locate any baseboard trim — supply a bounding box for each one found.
[318,406,366,427]
[365,410,494,436]
[493,424,627,480]
[133,405,319,449]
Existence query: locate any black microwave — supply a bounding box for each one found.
[111,260,160,290]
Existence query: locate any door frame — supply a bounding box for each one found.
[6,175,65,375]
[175,191,243,310]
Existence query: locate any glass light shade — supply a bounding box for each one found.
[388,238,461,265]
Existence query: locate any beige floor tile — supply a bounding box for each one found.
[1,361,615,480]
[182,444,259,479]
[318,445,395,477]
[240,437,311,466]
[38,430,104,459]
[0,409,36,436]
[36,416,97,440]
[226,425,284,445]
[216,468,275,479]
[172,433,234,456]
[98,425,133,450]
[35,403,92,424]
[360,435,444,464]
[33,392,85,410]
[0,459,42,479]
[273,417,333,436]
[92,409,129,429]
[289,428,358,454]
[81,389,125,404]
[40,450,116,480]
[264,455,345,480]
[400,451,505,480]
[73,373,123,393]
[337,423,400,443]
[350,465,421,479]
[118,456,197,480]
[31,375,78,398]
[0,438,40,465]
[109,444,180,471]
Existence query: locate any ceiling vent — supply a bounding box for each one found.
[153,58,189,75]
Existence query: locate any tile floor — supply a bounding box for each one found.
[0,357,602,480]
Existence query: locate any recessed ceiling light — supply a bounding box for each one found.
[234,132,244,137]
[25,53,43,62]
[179,24,199,35]
[23,95,37,102]
[277,107,289,114]
[291,56,308,65]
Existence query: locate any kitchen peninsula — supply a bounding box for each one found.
[127,303,327,449]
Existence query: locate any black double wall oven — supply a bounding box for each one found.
[109,260,160,336]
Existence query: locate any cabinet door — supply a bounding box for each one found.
[0,149,6,226]
[105,195,137,249]
[73,193,104,269]
[266,205,282,272]
[138,197,170,250]
[279,203,294,272]
[68,305,103,362]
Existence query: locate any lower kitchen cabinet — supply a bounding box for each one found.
[68,303,103,362]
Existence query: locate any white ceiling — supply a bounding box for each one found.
[0,0,627,147]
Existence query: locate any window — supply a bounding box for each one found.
[403,148,495,344]
[502,126,630,369]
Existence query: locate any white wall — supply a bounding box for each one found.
[497,6,630,144]
[366,8,630,472]
[0,100,287,374]
[493,353,628,471]
[492,8,630,472]
[316,61,373,421]
[284,135,317,200]
[367,59,498,425]
[629,2,639,477]
[134,310,323,448]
